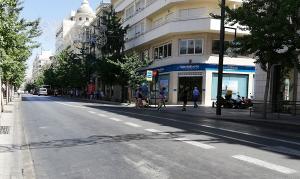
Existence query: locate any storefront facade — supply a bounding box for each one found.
[146,63,255,106]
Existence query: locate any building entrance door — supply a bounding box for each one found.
[178,77,203,103]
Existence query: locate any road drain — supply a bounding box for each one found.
[0,126,10,134]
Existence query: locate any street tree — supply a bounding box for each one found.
[0,0,41,105]
[98,5,129,101]
[224,0,300,118]
[111,52,150,89]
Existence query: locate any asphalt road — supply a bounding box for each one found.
[20,95,300,179]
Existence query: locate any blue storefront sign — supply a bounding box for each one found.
[142,63,255,73]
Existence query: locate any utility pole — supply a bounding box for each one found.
[216,0,226,115]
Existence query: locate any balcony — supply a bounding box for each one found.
[121,0,184,26]
[125,15,249,50]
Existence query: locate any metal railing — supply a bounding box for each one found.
[250,100,300,117]
[126,16,211,42]
[121,0,158,23]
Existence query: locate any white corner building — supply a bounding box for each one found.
[112,0,255,106]
[55,0,96,53]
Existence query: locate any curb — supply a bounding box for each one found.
[55,96,125,105]
[214,117,300,131]
[191,114,300,132]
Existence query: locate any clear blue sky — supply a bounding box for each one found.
[21,0,111,78]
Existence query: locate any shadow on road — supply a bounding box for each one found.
[19,95,300,160]
[0,132,220,152]
[83,105,300,160]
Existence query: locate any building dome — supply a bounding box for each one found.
[77,0,94,14]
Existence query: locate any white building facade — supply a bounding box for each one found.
[55,0,96,53]
[32,51,53,80]
[113,0,255,106]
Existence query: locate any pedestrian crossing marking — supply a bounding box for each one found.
[232,155,297,174]
[175,138,215,149]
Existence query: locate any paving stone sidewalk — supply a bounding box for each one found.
[0,96,35,179]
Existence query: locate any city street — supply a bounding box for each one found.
[20,95,300,179]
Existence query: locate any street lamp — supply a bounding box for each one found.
[216,0,226,115]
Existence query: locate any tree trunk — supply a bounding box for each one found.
[263,68,271,119]
[10,86,13,101]
[6,82,9,104]
[0,77,2,112]
[1,89,3,112]
[293,63,298,115]
[121,85,125,103]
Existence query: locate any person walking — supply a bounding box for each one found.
[137,88,143,108]
[158,87,166,110]
[182,89,188,111]
[192,87,200,108]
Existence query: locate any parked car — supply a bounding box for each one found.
[38,88,48,96]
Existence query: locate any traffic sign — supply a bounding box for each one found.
[146,70,153,81]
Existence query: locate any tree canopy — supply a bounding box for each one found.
[0,0,41,87]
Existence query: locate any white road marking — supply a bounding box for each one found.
[55,102,80,108]
[88,111,96,114]
[104,110,300,146]
[124,122,141,128]
[97,113,108,117]
[232,155,297,174]
[145,129,170,135]
[56,101,299,147]
[195,129,268,147]
[175,138,215,149]
[123,156,169,179]
[109,117,122,122]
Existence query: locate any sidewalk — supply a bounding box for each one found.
[0,96,35,179]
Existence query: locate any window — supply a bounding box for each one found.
[86,17,89,21]
[195,40,203,54]
[168,43,172,57]
[135,0,144,12]
[179,39,203,55]
[159,46,163,58]
[211,73,249,100]
[179,8,205,19]
[163,45,168,58]
[179,40,187,54]
[79,17,82,21]
[154,43,172,59]
[212,40,230,54]
[188,40,194,54]
[125,4,134,19]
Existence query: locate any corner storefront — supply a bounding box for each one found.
[145,63,255,106]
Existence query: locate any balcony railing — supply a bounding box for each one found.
[126,13,211,42]
[121,0,158,23]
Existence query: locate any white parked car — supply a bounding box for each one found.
[38,88,48,96]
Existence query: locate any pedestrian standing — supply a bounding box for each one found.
[182,89,188,111]
[192,87,200,108]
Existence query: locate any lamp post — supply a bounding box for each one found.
[216,0,226,115]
